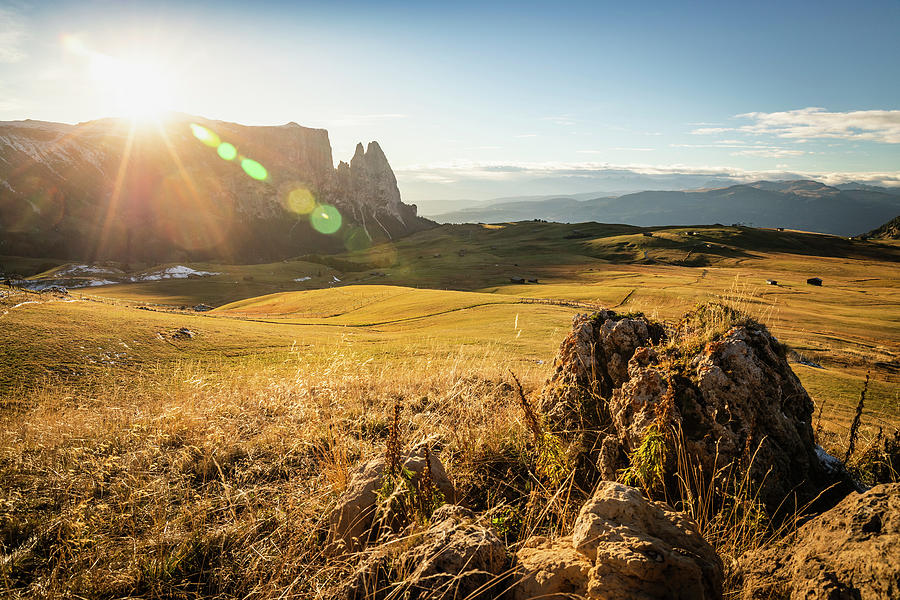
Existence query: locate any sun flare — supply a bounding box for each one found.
[63,34,174,122]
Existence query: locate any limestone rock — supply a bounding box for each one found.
[514,536,591,599]
[326,447,455,555]
[342,505,510,600]
[739,483,900,600]
[399,506,510,600]
[538,311,665,432]
[539,309,856,517]
[514,481,723,600]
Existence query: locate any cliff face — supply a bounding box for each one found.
[0,115,432,262]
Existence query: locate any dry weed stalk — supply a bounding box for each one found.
[509,369,542,445]
[386,399,402,477]
[844,372,869,463]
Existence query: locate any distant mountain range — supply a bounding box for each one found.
[0,115,433,263]
[431,180,900,236]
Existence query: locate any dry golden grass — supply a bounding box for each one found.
[3,224,898,598]
[0,348,550,599]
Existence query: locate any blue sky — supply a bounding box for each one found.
[1,0,899,201]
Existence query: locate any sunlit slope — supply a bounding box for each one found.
[0,287,578,395]
[215,285,545,325]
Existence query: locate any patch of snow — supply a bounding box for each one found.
[132,265,220,281]
[56,264,124,276]
[815,445,843,474]
[294,276,311,282]
[80,279,118,287]
[332,275,341,282]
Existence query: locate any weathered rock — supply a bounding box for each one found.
[342,505,510,600]
[514,536,591,599]
[539,312,665,431]
[514,481,723,600]
[399,505,511,600]
[326,447,455,555]
[539,309,856,517]
[739,483,900,600]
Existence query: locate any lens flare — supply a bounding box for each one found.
[310,204,342,234]
[217,142,237,161]
[187,123,267,180]
[190,124,220,148]
[285,187,316,214]
[241,158,268,181]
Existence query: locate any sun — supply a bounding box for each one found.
[91,56,173,121]
[63,35,174,122]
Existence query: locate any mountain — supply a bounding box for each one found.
[835,182,900,195]
[865,215,900,240]
[432,180,900,236]
[0,115,433,263]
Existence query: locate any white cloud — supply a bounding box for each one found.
[691,127,732,135]
[541,115,577,127]
[693,108,900,143]
[579,148,656,153]
[0,8,27,63]
[396,159,900,188]
[730,148,806,158]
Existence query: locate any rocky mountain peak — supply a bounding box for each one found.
[0,114,433,262]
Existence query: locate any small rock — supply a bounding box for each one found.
[514,536,591,599]
[342,505,509,600]
[326,446,455,555]
[514,481,723,600]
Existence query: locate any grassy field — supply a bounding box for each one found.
[4,223,898,425]
[1,222,898,598]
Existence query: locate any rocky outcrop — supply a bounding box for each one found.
[739,483,900,600]
[514,481,723,599]
[326,446,455,555]
[341,505,510,600]
[539,309,856,517]
[0,116,433,262]
[333,141,420,241]
[538,311,665,433]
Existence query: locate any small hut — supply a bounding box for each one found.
[806,277,823,286]
[766,279,777,286]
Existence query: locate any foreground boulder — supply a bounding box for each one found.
[739,483,900,600]
[539,309,855,517]
[326,446,455,555]
[514,481,723,599]
[342,505,510,600]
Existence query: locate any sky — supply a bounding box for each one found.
[1,0,899,203]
